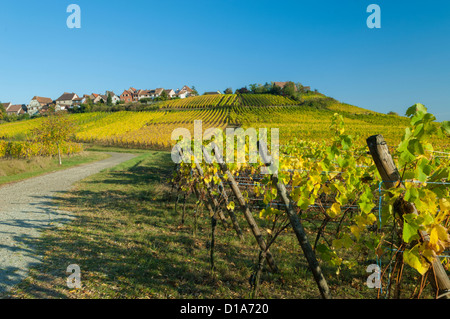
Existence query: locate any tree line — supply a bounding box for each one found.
[224,81,317,102]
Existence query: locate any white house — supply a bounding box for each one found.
[54,104,66,112]
[176,89,189,99]
[27,96,53,115]
[105,91,121,105]
[165,89,176,98]
[137,90,152,100]
[55,92,79,108]
[175,85,195,99]
[93,94,107,104]
[138,88,165,100]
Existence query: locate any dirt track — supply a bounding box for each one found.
[0,152,136,294]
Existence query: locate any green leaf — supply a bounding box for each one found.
[403,247,429,275]
[429,167,449,182]
[412,123,425,139]
[399,149,415,165]
[297,196,311,210]
[404,187,419,203]
[415,160,432,183]
[340,135,352,150]
[406,105,418,117]
[407,139,424,155]
[403,220,420,243]
[359,200,375,215]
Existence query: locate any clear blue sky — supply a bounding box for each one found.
[0,0,449,121]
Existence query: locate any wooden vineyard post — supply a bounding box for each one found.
[367,134,450,299]
[202,146,245,241]
[211,143,279,273]
[257,140,332,300]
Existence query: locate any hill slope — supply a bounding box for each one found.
[153,94,299,108]
[0,93,446,150]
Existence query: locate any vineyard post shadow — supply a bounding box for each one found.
[367,134,450,299]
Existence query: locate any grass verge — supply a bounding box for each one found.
[0,151,110,187]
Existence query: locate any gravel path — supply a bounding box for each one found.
[0,152,136,294]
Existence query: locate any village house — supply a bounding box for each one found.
[120,88,139,103]
[118,86,188,102]
[153,88,164,99]
[135,88,165,101]
[55,92,80,110]
[6,104,27,116]
[120,90,132,103]
[137,90,152,101]
[27,96,53,115]
[89,93,100,101]
[1,102,12,110]
[73,96,83,106]
[181,85,194,94]
[176,85,195,99]
[165,89,176,98]
[176,89,188,99]
[105,91,121,104]
[93,94,107,104]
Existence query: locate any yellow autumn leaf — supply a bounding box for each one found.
[322,184,331,195]
[328,203,341,218]
[440,198,450,212]
[292,174,302,187]
[436,224,450,243]
[350,225,361,241]
[310,173,321,185]
[366,213,377,224]
[404,249,430,275]
[430,227,440,251]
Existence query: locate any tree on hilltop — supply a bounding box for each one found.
[235,86,250,94]
[191,86,199,96]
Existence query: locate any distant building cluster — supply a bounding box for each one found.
[118,85,195,103]
[1,85,196,116]
[1,82,311,117]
